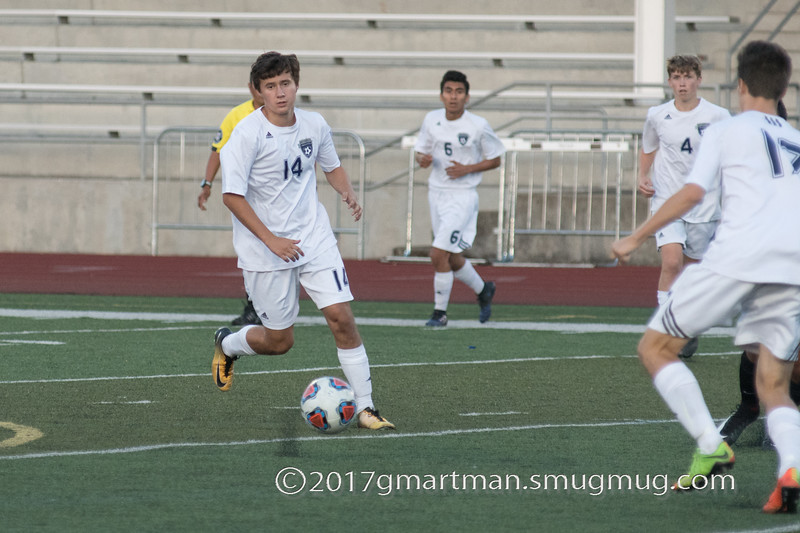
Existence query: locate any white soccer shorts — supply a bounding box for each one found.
[648,263,800,361]
[654,219,717,260]
[428,188,479,254]
[242,244,354,330]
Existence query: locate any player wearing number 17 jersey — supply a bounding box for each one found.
[414,70,505,327]
[212,51,394,430]
[639,55,730,358]
[612,40,800,513]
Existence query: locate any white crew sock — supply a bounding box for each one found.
[221,325,258,358]
[454,260,485,294]
[657,290,669,306]
[338,345,373,412]
[433,271,454,312]
[653,361,721,454]
[767,406,800,476]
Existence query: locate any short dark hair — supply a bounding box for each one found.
[440,70,469,94]
[250,52,300,91]
[666,55,702,78]
[737,40,791,101]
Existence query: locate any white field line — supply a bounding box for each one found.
[0,418,680,460]
[713,526,800,533]
[0,307,737,336]
[0,352,741,385]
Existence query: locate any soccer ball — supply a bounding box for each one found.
[300,376,357,434]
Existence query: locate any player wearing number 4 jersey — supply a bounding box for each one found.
[212,51,394,430]
[639,55,730,358]
[612,41,800,513]
[415,70,505,327]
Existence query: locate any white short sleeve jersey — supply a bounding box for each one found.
[220,107,339,271]
[642,98,730,222]
[414,109,505,190]
[686,110,800,284]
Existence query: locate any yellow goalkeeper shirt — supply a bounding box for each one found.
[211,99,257,152]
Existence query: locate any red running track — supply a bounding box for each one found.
[0,253,659,308]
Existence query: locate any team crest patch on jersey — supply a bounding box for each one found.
[458,133,469,145]
[213,129,223,143]
[696,123,710,136]
[299,138,313,158]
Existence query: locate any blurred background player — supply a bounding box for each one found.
[414,70,505,327]
[612,40,800,513]
[212,52,394,430]
[719,100,800,450]
[197,81,263,326]
[638,55,730,358]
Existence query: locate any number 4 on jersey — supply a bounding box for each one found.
[680,138,693,154]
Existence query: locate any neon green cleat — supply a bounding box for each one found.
[671,441,735,491]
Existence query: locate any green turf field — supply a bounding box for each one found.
[0,293,797,533]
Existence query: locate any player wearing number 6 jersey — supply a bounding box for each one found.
[212,51,394,430]
[639,56,730,358]
[414,70,505,327]
[612,41,800,513]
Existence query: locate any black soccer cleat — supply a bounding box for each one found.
[232,299,260,326]
[477,281,496,323]
[678,337,699,359]
[719,403,760,445]
[425,310,448,327]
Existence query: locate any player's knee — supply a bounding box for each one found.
[661,258,683,278]
[252,329,294,355]
[637,331,678,377]
[266,337,293,355]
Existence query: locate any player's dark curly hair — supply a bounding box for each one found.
[440,70,469,94]
[250,52,300,91]
[737,40,791,101]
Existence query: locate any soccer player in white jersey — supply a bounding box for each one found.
[612,40,800,513]
[638,55,731,358]
[414,70,506,327]
[718,100,800,450]
[211,52,394,430]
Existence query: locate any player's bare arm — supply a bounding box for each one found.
[445,155,501,179]
[611,183,705,263]
[324,166,362,221]
[222,192,304,262]
[637,149,656,197]
[198,151,221,210]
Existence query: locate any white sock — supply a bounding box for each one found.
[653,361,721,454]
[454,260,485,294]
[767,406,800,476]
[433,271,454,312]
[221,325,258,358]
[337,345,373,412]
[657,290,669,306]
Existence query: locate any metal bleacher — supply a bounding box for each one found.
[0,9,739,30]
[0,46,635,68]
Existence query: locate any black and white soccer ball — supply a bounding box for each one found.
[300,376,356,434]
